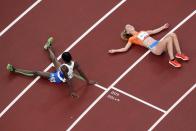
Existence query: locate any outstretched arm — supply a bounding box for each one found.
[61,66,79,98]
[108,42,132,54]
[146,23,169,35]
[74,62,96,85]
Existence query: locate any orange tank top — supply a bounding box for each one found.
[128,31,149,46]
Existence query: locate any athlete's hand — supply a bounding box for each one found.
[86,80,97,86]
[108,49,116,54]
[70,92,79,99]
[163,23,169,29]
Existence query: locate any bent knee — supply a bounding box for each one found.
[169,32,177,38]
[153,51,163,55]
[151,49,164,55]
[164,35,172,42]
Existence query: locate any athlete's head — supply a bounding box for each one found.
[121,24,134,41]
[125,24,135,34]
[61,52,72,63]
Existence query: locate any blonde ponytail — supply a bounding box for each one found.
[120,30,132,41]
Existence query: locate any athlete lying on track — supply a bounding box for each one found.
[7,37,96,98]
[108,23,189,68]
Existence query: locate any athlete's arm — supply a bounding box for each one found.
[146,23,169,35]
[74,62,96,85]
[61,65,79,98]
[108,42,132,54]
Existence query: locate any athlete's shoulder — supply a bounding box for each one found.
[128,35,136,43]
[60,64,68,72]
[73,61,79,69]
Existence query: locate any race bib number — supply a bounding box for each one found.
[137,32,148,40]
[49,75,56,83]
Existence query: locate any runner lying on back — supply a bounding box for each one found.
[108,23,189,68]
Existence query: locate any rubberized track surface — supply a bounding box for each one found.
[0,0,195,130]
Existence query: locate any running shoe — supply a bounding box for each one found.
[44,37,54,50]
[169,59,182,68]
[175,53,189,61]
[6,64,15,72]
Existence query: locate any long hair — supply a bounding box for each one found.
[120,30,132,41]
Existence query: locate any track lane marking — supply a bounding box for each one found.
[0,0,126,118]
[148,83,196,131]
[67,10,195,130]
[112,86,166,113]
[0,0,42,37]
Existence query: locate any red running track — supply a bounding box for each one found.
[0,0,35,31]
[0,0,195,130]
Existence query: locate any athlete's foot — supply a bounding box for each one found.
[6,64,15,72]
[44,37,54,50]
[169,59,182,68]
[175,53,189,61]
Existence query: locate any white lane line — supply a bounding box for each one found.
[94,84,107,90]
[0,77,40,118]
[73,73,107,90]
[66,0,127,130]
[66,89,109,131]
[112,87,166,113]
[83,82,165,113]
[0,0,42,37]
[112,10,196,87]
[66,10,195,130]
[148,83,196,131]
[0,0,126,118]
[95,83,165,113]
